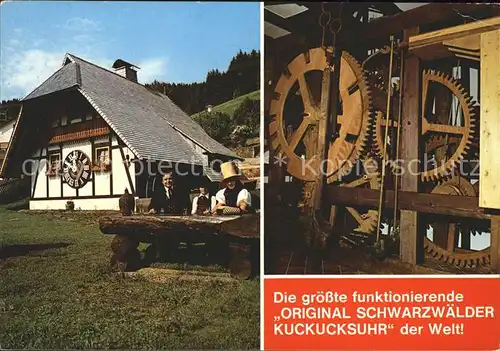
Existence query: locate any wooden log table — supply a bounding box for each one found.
[99,213,260,280]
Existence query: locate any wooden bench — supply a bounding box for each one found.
[99,213,260,280]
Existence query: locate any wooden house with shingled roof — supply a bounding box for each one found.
[0,53,242,210]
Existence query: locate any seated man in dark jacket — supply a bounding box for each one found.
[148,172,189,215]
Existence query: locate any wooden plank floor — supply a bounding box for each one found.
[267,246,492,275]
[272,249,368,275]
[264,215,492,275]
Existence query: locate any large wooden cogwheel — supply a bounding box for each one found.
[269,47,373,183]
[421,70,477,181]
[372,69,477,182]
[424,177,490,268]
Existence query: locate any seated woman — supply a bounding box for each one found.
[191,183,214,215]
[212,161,252,215]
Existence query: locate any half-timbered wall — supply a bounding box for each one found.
[29,131,137,210]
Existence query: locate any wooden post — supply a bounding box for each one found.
[480,29,500,273]
[479,29,500,209]
[314,49,340,212]
[399,27,424,265]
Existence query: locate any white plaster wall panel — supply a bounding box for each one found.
[78,179,93,196]
[48,176,61,198]
[30,159,40,195]
[94,171,111,196]
[62,182,77,198]
[112,148,129,195]
[33,159,47,198]
[63,140,92,159]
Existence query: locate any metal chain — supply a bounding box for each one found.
[318,3,343,69]
[318,2,331,51]
[329,3,342,49]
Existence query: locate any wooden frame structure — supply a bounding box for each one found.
[264,3,500,274]
[405,16,500,273]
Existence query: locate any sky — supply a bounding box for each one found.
[0,1,260,101]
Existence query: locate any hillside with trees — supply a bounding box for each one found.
[145,49,260,116]
[192,92,260,149]
[0,99,21,127]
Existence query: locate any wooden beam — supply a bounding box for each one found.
[479,29,500,209]
[326,186,490,220]
[491,215,500,273]
[400,27,423,265]
[409,16,500,60]
[410,16,500,50]
[340,4,500,45]
[444,35,480,52]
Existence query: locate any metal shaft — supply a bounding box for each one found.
[376,35,395,244]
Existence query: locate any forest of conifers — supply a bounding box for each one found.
[145,49,260,116]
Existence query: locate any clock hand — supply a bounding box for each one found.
[76,165,84,179]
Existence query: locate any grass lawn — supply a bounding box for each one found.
[0,207,260,349]
[191,90,260,118]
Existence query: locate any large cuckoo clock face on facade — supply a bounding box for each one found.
[62,150,92,189]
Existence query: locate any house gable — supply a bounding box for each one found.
[1,53,241,180]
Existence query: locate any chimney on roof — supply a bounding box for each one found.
[112,59,139,82]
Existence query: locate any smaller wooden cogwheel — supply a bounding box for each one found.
[62,150,92,189]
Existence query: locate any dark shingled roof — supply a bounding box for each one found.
[22,53,239,166]
[23,62,80,101]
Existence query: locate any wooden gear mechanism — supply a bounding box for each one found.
[371,68,477,182]
[268,47,374,183]
[423,176,490,267]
